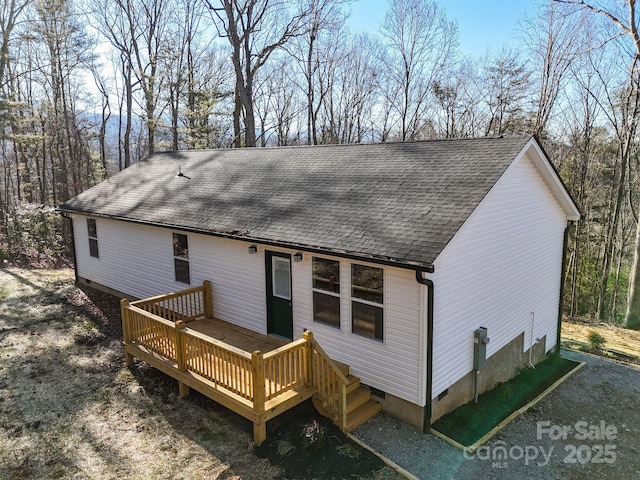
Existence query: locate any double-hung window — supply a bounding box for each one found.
[173,233,190,284]
[312,257,341,328]
[87,218,99,258]
[351,264,384,341]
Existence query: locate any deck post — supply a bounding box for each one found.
[175,320,190,397]
[120,299,134,366]
[175,320,187,372]
[251,350,266,445]
[302,331,314,386]
[253,422,267,446]
[251,350,265,414]
[203,280,213,319]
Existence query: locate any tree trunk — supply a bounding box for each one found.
[626,218,640,328]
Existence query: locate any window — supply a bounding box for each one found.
[312,257,340,328]
[87,218,99,258]
[173,233,190,284]
[272,256,291,300]
[351,264,384,341]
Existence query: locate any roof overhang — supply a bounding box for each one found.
[57,207,435,273]
[521,137,581,222]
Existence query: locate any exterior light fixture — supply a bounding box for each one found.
[293,252,303,262]
[248,244,257,254]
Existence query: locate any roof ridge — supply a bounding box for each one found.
[149,135,533,156]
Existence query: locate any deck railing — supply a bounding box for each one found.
[122,304,178,362]
[120,281,349,443]
[180,326,254,401]
[303,331,349,430]
[130,281,212,323]
[262,338,310,401]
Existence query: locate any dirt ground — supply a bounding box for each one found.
[561,317,640,362]
[0,268,402,480]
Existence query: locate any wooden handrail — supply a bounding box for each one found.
[303,331,349,429]
[127,304,177,328]
[130,281,211,323]
[130,284,205,307]
[303,331,349,384]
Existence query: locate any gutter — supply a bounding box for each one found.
[556,221,574,354]
[60,213,79,284]
[56,208,435,273]
[415,270,434,431]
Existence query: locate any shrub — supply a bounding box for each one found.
[587,330,606,351]
[2,203,67,266]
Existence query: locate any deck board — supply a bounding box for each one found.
[186,318,288,353]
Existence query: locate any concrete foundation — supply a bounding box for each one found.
[77,277,137,301]
[369,389,426,431]
[430,332,547,423]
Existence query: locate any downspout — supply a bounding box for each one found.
[556,221,574,355]
[60,213,79,284]
[416,270,434,432]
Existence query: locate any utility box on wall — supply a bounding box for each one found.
[473,327,490,370]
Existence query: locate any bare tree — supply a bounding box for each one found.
[379,0,458,141]
[203,0,312,147]
[523,2,586,137]
[481,48,532,136]
[556,0,640,327]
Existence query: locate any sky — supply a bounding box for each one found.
[349,0,541,56]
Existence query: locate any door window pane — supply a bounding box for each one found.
[273,257,291,300]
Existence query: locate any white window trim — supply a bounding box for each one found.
[87,218,99,258]
[173,233,190,284]
[311,256,341,328]
[350,262,385,342]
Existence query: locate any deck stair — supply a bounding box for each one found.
[312,361,381,432]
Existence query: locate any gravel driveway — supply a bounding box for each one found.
[353,350,640,480]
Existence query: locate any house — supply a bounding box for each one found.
[59,135,580,432]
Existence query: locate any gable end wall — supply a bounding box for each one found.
[430,151,567,399]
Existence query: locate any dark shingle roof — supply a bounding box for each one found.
[60,136,534,268]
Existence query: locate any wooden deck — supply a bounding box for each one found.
[187,318,287,353]
[120,281,380,446]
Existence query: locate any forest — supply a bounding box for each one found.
[1,0,640,328]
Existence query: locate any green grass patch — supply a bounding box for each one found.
[432,355,580,447]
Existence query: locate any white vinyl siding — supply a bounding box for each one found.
[294,255,423,405]
[429,152,567,399]
[72,217,269,334]
[73,219,423,404]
